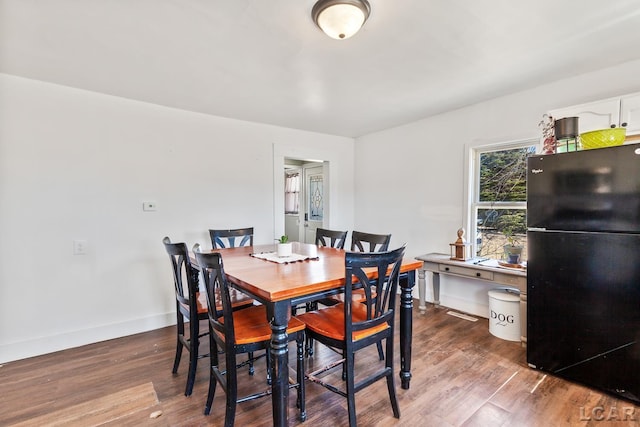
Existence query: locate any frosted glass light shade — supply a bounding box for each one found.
[312,0,371,40]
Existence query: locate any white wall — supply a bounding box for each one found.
[354,59,640,318]
[0,74,354,363]
[4,59,640,361]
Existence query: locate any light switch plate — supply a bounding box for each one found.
[142,201,157,212]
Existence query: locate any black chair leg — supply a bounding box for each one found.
[303,302,319,356]
[386,372,400,419]
[386,338,400,418]
[342,360,347,381]
[173,318,184,374]
[305,336,314,356]
[248,351,255,375]
[345,352,357,427]
[172,338,183,374]
[204,370,216,415]
[204,332,218,415]
[185,322,199,396]
[224,353,239,427]
[185,356,197,395]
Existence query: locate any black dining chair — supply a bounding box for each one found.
[292,228,348,321]
[162,236,211,397]
[293,227,348,318]
[297,245,406,426]
[296,228,349,355]
[209,227,265,375]
[351,230,391,252]
[194,245,306,425]
[209,227,254,249]
[163,237,255,396]
[326,230,392,306]
[315,227,348,249]
[320,231,392,363]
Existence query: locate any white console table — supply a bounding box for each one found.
[415,253,527,345]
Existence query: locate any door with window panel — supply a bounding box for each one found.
[303,165,324,244]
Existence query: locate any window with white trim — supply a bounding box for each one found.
[284,170,300,214]
[467,140,537,262]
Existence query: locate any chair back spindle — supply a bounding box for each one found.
[315,228,348,249]
[209,227,254,249]
[351,231,391,252]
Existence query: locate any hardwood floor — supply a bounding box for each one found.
[1,302,638,426]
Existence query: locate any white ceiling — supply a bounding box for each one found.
[2,0,640,137]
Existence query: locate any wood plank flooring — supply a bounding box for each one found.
[1,302,638,426]
[8,382,159,426]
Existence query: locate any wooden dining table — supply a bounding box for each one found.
[192,242,422,427]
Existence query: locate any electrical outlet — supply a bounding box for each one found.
[73,240,88,255]
[142,201,157,212]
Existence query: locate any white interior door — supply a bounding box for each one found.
[302,164,324,244]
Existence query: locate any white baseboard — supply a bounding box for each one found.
[427,294,490,319]
[0,312,175,364]
[2,297,489,364]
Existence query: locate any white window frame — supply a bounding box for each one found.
[284,168,301,214]
[463,138,540,258]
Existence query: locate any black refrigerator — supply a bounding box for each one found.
[526,143,640,404]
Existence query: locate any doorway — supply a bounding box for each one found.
[273,143,338,244]
[283,160,325,244]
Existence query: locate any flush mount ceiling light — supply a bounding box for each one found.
[312,0,371,40]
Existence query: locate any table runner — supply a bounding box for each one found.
[251,251,319,264]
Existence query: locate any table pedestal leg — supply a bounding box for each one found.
[268,302,289,427]
[399,270,415,389]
